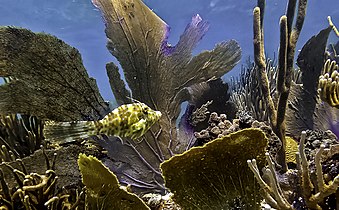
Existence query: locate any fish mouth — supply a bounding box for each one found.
[155,111,162,119]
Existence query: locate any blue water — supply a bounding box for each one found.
[0,0,338,100]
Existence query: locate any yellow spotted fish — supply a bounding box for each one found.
[43,103,162,144]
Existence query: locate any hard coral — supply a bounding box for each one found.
[78,154,149,210]
[194,111,281,160]
[318,59,339,108]
[0,148,84,210]
[248,131,339,210]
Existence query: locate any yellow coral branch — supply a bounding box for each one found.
[318,59,339,108]
[328,16,339,37]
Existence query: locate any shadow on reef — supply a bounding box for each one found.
[0,0,338,209]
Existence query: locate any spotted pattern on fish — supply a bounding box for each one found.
[44,103,162,143]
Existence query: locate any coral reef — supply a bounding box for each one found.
[161,128,268,210]
[248,131,339,210]
[92,0,241,193]
[0,0,337,209]
[0,147,85,209]
[194,111,281,159]
[251,0,309,171]
[231,0,339,173]
[186,78,237,131]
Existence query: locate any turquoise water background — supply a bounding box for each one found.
[0,0,338,100]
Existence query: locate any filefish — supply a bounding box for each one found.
[43,103,162,144]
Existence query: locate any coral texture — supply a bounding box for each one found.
[161,128,268,210]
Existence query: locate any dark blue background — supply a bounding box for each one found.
[1,0,338,100]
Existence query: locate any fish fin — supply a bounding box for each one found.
[43,121,95,144]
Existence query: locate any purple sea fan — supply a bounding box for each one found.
[329,119,339,139]
[161,14,210,56]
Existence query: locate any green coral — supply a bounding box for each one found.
[160,128,268,210]
[78,153,150,210]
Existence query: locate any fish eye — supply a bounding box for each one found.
[143,108,148,114]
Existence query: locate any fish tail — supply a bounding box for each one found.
[43,121,96,144]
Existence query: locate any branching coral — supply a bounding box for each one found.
[0,148,84,210]
[248,131,339,209]
[233,0,339,146]
[319,59,339,108]
[0,114,43,162]
[252,0,308,172]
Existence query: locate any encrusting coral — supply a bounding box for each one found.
[194,111,282,160]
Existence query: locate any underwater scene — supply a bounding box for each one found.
[0,0,339,209]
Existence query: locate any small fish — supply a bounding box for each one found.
[43,103,162,144]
